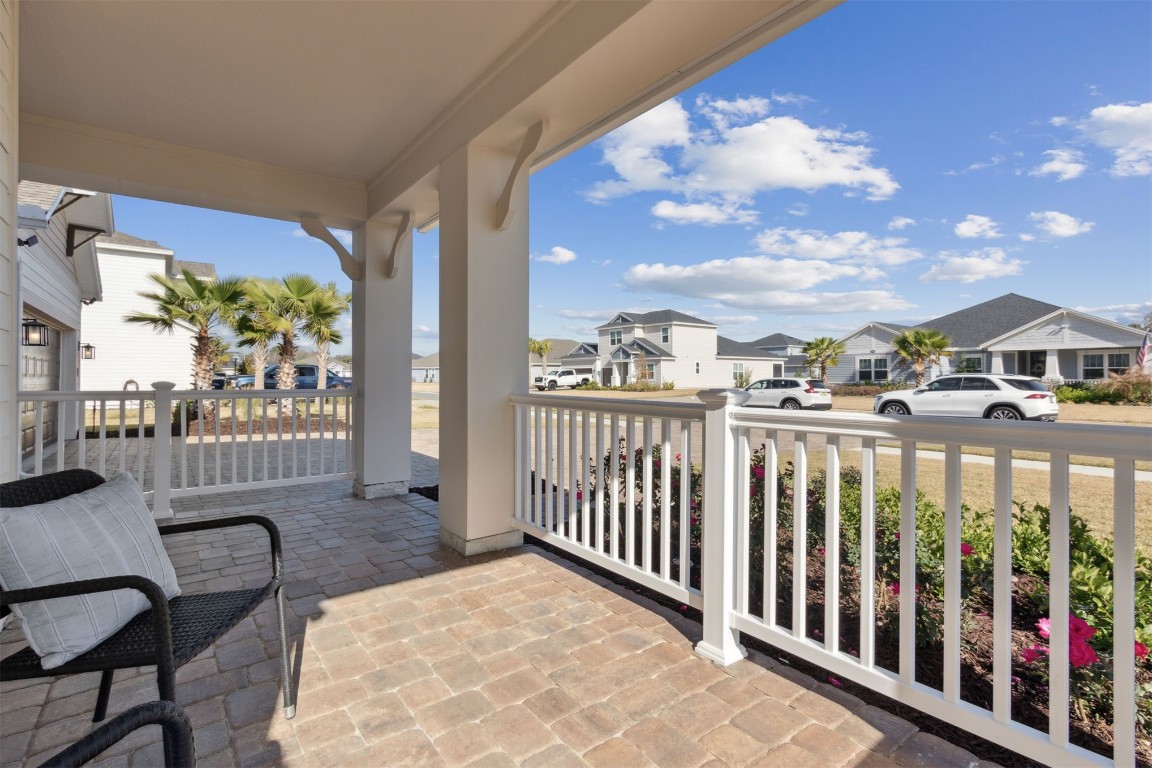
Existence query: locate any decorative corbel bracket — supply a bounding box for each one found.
[494,120,546,231]
[299,217,361,281]
[385,211,413,279]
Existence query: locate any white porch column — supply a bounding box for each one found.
[1044,349,1062,381]
[437,141,527,555]
[351,221,413,498]
[990,351,1004,374]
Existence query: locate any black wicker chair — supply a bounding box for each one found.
[38,700,195,768]
[0,469,296,728]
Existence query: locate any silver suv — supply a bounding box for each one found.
[744,378,833,410]
[873,374,1058,421]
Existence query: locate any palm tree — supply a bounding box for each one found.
[271,274,321,391]
[529,338,552,376]
[802,336,846,384]
[125,269,247,392]
[893,328,953,385]
[302,283,351,390]
[233,278,280,390]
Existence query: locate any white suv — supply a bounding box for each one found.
[744,378,833,411]
[873,374,1058,421]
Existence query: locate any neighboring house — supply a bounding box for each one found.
[81,232,217,391]
[412,352,440,383]
[16,182,113,456]
[829,293,1148,384]
[532,337,585,379]
[297,353,352,378]
[750,333,812,378]
[594,310,782,387]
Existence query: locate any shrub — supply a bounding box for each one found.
[830,383,907,397]
[661,381,676,390]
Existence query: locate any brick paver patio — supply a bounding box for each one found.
[0,441,997,767]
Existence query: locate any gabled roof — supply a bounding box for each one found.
[837,321,910,344]
[750,332,806,348]
[609,338,672,360]
[172,260,218,280]
[917,293,1061,348]
[413,352,440,368]
[561,342,599,359]
[716,336,782,359]
[97,231,170,251]
[598,309,715,330]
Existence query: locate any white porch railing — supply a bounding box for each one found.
[18,383,355,514]
[511,389,1150,767]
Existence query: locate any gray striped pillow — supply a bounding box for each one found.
[0,472,180,668]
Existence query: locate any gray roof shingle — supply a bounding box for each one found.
[97,231,169,250]
[916,293,1060,348]
[599,309,715,329]
[750,332,806,348]
[717,336,780,358]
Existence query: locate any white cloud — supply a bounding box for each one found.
[887,216,915,231]
[535,246,578,265]
[1049,116,1069,127]
[1028,210,1094,238]
[919,248,1026,283]
[954,214,1003,239]
[1078,102,1152,176]
[334,230,353,246]
[650,200,758,226]
[591,259,613,267]
[1030,148,1086,181]
[1018,233,1036,242]
[556,309,612,321]
[413,325,438,339]
[754,227,923,267]
[709,315,759,326]
[586,96,900,218]
[787,202,810,217]
[291,228,308,238]
[1075,301,1152,327]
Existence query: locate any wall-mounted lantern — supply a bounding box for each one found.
[80,343,96,360]
[21,318,49,347]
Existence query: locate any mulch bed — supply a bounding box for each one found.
[186,414,348,436]
[407,483,1149,767]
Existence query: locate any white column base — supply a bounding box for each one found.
[355,480,409,499]
[439,526,523,556]
[695,639,747,667]
[152,508,175,523]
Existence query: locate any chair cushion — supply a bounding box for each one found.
[0,473,181,668]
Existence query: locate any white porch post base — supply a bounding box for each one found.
[355,480,409,500]
[695,388,751,667]
[990,351,1005,374]
[439,527,524,557]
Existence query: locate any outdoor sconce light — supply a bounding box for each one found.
[80,343,96,360]
[21,318,49,347]
[17,235,39,248]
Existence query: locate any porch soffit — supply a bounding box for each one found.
[20,0,837,228]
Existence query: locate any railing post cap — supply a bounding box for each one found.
[151,382,177,390]
[697,388,751,410]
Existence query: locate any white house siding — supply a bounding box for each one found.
[20,215,81,329]
[666,325,719,384]
[834,326,904,384]
[988,314,1141,351]
[81,247,196,391]
[0,0,16,480]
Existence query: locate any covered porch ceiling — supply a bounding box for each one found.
[19,0,839,230]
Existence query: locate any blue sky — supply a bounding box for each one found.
[113,1,1152,357]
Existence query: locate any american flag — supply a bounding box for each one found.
[1138,331,1151,371]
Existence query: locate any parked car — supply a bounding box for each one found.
[233,364,351,390]
[534,369,591,390]
[743,378,833,410]
[873,374,1058,421]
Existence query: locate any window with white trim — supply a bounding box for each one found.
[1084,352,1130,378]
[644,363,655,380]
[1108,353,1130,373]
[859,357,888,382]
[661,326,670,344]
[1083,353,1103,379]
[732,363,744,382]
[609,330,622,345]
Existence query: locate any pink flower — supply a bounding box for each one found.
[888,582,900,596]
[576,491,583,501]
[827,676,842,687]
[1019,646,1047,664]
[1068,640,1099,668]
[818,547,826,558]
[894,532,900,540]
[1136,642,1149,660]
[752,466,765,480]
[675,453,682,461]
[1068,614,1097,642]
[960,542,975,556]
[1036,617,1051,639]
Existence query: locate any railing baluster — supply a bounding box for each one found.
[679,421,691,590]
[859,437,876,667]
[230,395,237,486]
[118,400,126,474]
[196,398,205,488]
[625,415,636,567]
[55,401,65,473]
[514,405,525,522]
[569,408,578,542]
[825,435,841,654]
[556,407,565,534]
[260,396,268,483]
[1048,452,1070,746]
[642,418,653,572]
[582,410,591,547]
[180,398,188,489]
[736,426,750,616]
[33,401,44,475]
[544,407,553,534]
[660,417,671,581]
[595,411,605,553]
[214,395,222,487]
[78,400,87,470]
[899,439,917,684]
[298,396,306,479]
[277,396,285,481]
[792,432,808,639]
[610,413,620,562]
[98,402,107,476]
[943,444,962,703]
[993,446,1013,723]
[1113,458,1137,768]
[534,405,543,527]
[136,397,145,486]
[763,431,778,625]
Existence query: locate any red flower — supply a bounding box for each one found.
[1068,640,1099,668]
[752,466,765,480]
[1136,642,1149,660]
[960,542,975,556]
[1019,645,1047,664]
[1068,614,1096,642]
[888,582,900,596]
